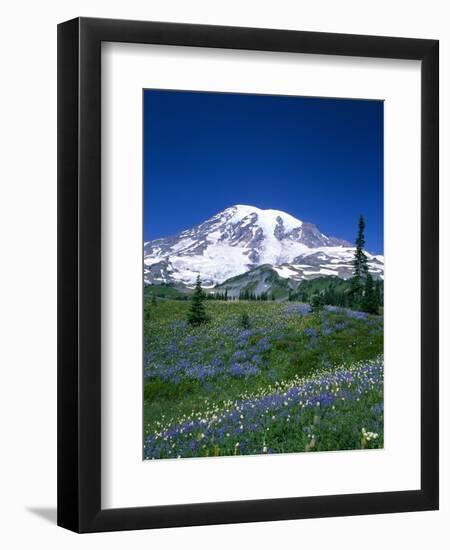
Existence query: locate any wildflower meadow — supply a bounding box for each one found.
[143,298,384,459]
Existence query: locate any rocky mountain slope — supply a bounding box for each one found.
[144,205,384,288]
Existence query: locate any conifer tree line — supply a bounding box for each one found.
[206,289,278,301]
[303,215,383,314]
[206,289,229,301]
[289,277,383,311]
[238,290,274,301]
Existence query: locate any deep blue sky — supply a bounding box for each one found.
[143,90,383,254]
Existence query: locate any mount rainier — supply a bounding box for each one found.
[144,205,384,289]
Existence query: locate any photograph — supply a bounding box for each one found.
[142,89,384,460]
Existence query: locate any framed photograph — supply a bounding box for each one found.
[57,17,439,532]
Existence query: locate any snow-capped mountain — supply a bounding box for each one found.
[144,205,384,287]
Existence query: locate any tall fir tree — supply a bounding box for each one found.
[349,215,369,307]
[187,275,209,326]
[353,215,369,278]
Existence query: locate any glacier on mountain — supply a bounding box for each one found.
[143,205,384,287]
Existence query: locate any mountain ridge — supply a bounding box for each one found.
[144,205,383,287]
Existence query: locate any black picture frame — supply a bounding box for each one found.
[57,17,439,533]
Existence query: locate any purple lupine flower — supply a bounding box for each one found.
[345,309,369,321]
[256,337,271,352]
[286,303,311,316]
[232,349,247,362]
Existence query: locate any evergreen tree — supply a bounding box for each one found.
[361,273,379,314]
[349,215,369,307]
[224,289,228,301]
[187,275,209,326]
[151,294,157,306]
[353,215,369,278]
